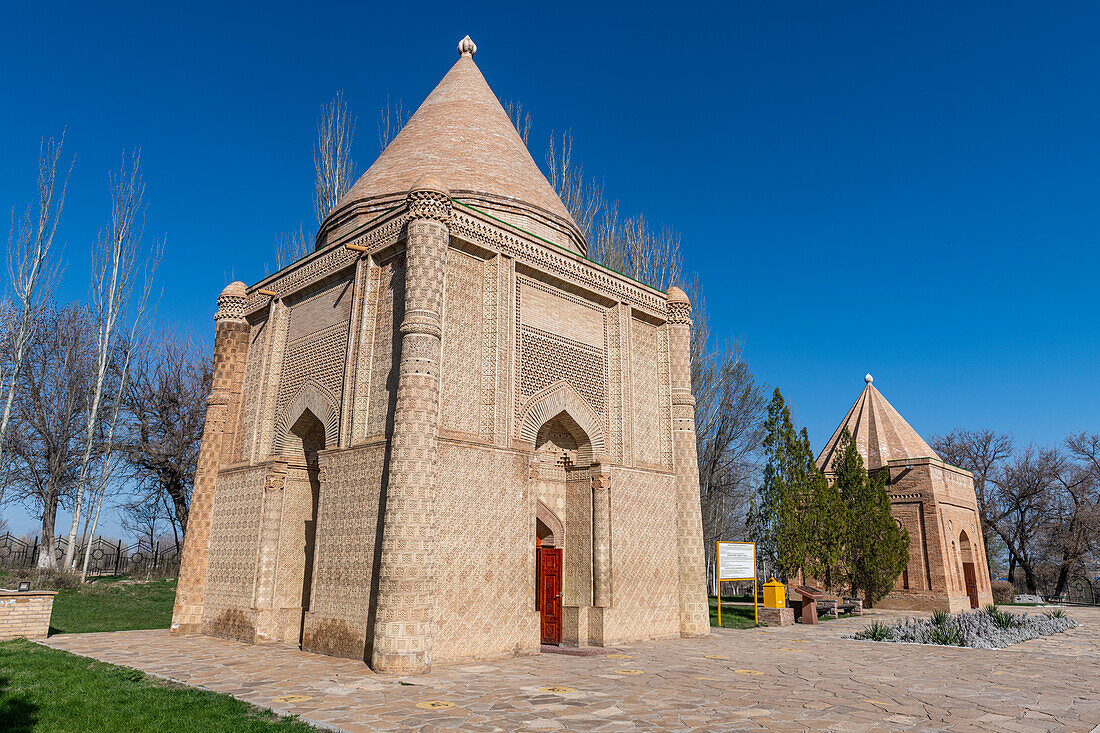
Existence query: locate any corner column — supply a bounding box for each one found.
[590,458,612,609]
[370,178,451,673]
[172,282,251,633]
[666,288,710,636]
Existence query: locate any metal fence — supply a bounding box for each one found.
[0,533,180,577]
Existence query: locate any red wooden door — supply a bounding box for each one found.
[539,547,563,645]
[963,562,979,608]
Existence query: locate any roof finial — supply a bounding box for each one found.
[457,35,477,58]
[865,373,874,384]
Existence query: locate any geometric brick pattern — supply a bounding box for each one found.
[440,248,483,435]
[369,194,450,674]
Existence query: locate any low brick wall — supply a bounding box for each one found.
[0,590,57,640]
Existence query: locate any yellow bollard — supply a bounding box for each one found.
[763,578,786,609]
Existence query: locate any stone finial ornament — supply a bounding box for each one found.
[407,174,452,223]
[666,285,692,325]
[457,35,477,57]
[214,281,248,323]
[865,373,874,384]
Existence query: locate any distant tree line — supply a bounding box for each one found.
[0,135,210,578]
[933,429,1099,597]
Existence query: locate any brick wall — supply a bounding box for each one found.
[0,591,56,640]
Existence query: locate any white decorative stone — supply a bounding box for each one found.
[457,35,477,57]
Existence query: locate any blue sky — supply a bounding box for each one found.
[1,2,1097,535]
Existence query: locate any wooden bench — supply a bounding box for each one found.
[818,598,863,619]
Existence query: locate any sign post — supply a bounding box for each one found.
[716,541,757,626]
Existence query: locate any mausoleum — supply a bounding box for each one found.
[816,375,993,612]
[171,36,710,674]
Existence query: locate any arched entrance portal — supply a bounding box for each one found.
[282,409,324,645]
[959,530,979,609]
[532,411,594,646]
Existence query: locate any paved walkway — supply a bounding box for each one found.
[42,607,1100,732]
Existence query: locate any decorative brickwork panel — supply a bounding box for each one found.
[656,324,673,469]
[201,465,269,643]
[606,305,623,462]
[237,319,268,463]
[518,328,606,428]
[631,318,661,466]
[515,276,608,440]
[432,442,538,662]
[286,276,354,343]
[364,255,405,438]
[302,444,385,659]
[481,256,498,440]
[275,322,348,440]
[605,466,681,641]
[892,502,929,591]
[495,257,513,443]
[563,470,593,608]
[440,248,483,435]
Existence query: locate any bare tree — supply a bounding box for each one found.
[119,333,211,543]
[1047,433,1100,596]
[377,95,407,154]
[0,135,71,509]
[64,151,160,571]
[689,279,767,573]
[8,306,96,567]
[546,130,604,243]
[314,91,359,224]
[274,224,310,271]
[505,100,532,146]
[591,207,683,291]
[932,429,1014,570]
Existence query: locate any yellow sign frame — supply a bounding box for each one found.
[716,541,757,626]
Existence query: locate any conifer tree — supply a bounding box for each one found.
[748,389,845,583]
[833,428,910,606]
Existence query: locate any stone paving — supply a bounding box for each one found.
[41,606,1100,732]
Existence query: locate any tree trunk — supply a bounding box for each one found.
[37,498,58,569]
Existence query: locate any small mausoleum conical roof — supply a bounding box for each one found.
[815,374,938,475]
[328,36,585,254]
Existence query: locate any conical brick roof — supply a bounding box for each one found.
[330,37,583,253]
[816,375,938,474]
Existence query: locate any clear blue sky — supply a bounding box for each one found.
[2,2,1097,535]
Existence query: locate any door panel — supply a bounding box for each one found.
[539,548,563,645]
[963,562,979,609]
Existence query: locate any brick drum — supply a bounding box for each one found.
[0,590,56,640]
[171,36,709,673]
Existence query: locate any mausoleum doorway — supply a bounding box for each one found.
[959,530,979,609]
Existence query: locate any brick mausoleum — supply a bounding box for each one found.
[171,36,710,674]
[816,375,994,612]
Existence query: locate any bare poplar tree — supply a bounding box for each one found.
[546,130,604,242]
[505,100,532,146]
[314,91,359,224]
[274,224,310,271]
[0,135,71,509]
[63,151,160,570]
[8,306,96,567]
[377,95,407,153]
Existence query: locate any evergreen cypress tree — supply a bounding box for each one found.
[749,389,846,584]
[833,428,910,606]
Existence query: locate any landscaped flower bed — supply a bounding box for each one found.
[848,606,1078,649]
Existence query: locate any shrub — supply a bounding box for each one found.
[931,610,951,626]
[845,608,1078,649]
[1046,608,1067,619]
[991,579,1014,605]
[855,621,892,641]
[13,567,81,591]
[927,623,961,646]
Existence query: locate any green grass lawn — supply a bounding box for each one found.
[47,578,177,635]
[708,596,761,629]
[0,639,314,732]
